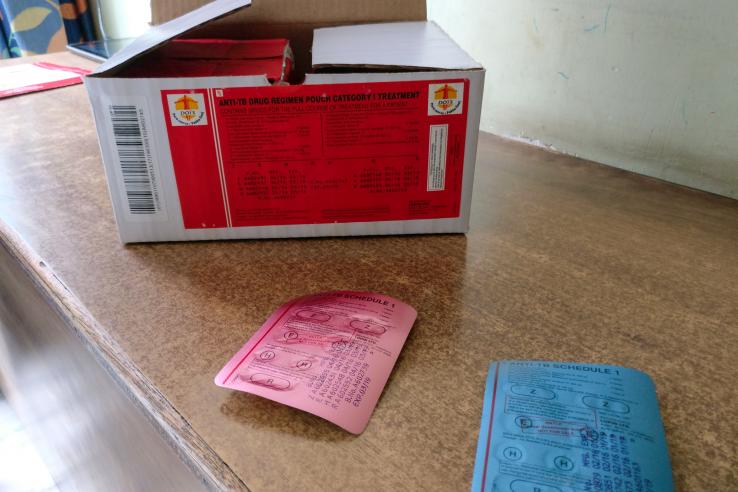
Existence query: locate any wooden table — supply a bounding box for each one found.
[1,53,736,491]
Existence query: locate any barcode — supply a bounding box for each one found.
[109,105,159,214]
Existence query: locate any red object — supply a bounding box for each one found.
[161,79,469,229]
[122,38,292,82]
[0,62,91,99]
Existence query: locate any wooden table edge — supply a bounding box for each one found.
[0,217,249,491]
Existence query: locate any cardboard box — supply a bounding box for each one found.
[85,0,484,242]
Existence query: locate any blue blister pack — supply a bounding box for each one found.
[472,361,674,492]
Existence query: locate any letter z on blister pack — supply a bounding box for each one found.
[215,291,416,434]
[472,361,674,492]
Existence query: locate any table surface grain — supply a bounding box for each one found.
[1,53,737,491]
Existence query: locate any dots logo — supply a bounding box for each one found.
[428,82,464,116]
[167,93,208,126]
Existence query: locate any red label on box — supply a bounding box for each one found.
[161,80,468,229]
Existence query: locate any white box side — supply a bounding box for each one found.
[87,70,484,243]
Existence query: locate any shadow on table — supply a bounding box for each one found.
[219,390,357,443]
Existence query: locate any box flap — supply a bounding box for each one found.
[312,22,482,71]
[92,0,251,76]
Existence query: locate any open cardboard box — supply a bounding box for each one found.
[85,0,484,243]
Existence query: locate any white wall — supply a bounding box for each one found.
[428,0,738,199]
[91,0,151,40]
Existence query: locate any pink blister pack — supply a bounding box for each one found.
[214,291,417,434]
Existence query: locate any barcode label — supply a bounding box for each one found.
[427,124,448,191]
[109,104,163,215]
